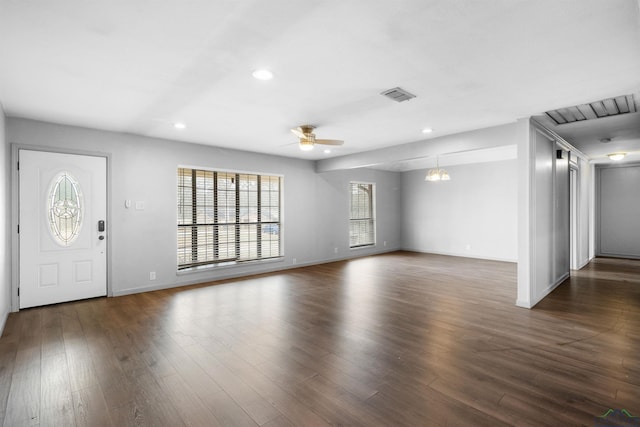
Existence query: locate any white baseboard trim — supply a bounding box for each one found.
[401,248,517,263]
[0,309,9,337]
[597,252,640,260]
[112,248,400,297]
[529,272,570,308]
[575,258,591,270]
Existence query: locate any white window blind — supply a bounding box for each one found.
[349,182,375,248]
[177,168,281,269]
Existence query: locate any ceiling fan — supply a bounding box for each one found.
[291,125,344,151]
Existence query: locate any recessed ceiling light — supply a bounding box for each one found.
[608,153,626,161]
[173,122,186,129]
[324,149,331,154]
[252,69,273,80]
[422,128,433,134]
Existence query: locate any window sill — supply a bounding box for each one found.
[177,256,285,276]
[350,244,375,251]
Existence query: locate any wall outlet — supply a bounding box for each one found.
[149,271,156,280]
[292,258,297,265]
[466,244,472,250]
[384,241,387,247]
[334,247,338,254]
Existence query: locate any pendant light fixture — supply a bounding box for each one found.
[425,155,450,182]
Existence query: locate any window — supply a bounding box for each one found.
[349,182,375,248]
[177,168,281,269]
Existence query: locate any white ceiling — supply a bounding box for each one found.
[1,0,639,164]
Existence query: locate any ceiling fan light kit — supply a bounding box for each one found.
[299,140,314,151]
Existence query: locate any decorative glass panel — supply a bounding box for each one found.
[48,172,83,246]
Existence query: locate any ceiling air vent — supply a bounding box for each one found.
[381,87,416,103]
[545,94,638,125]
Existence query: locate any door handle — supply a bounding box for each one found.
[98,235,105,240]
[98,220,105,232]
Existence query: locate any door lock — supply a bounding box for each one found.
[98,220,105,232]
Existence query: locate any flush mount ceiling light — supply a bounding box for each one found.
[173,122,186,129]
[422,128,433,134]
[324,149,331,154]
[608,153,626,161]
[425,156,450,182]
[252,69,273,80]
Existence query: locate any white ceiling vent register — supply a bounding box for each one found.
[380,87,416,103]
[545,94,638,125]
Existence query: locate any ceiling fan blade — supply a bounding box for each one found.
[315,139,344,146]
[291,128,307,139]
[279,141,299,147]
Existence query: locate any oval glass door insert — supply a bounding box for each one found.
[48,172,83,246]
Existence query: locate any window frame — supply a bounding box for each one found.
[349,181,376,248]
[177,166,283,271]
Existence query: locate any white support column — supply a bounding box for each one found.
[516,117,534,308]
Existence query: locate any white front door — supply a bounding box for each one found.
[19,150,107,309]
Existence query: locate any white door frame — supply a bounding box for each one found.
[569,166,579,270]
[11,144,112,312]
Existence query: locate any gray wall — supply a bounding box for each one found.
[0,104,9,331]
[2,115,592,319]
[7,118,401,298]
[401,160,518,262]
[597,164,640,258]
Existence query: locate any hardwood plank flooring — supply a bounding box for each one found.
[1,252,639,426]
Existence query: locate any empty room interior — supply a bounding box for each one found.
[1,1,640,426]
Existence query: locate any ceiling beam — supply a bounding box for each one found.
[316,122,520,172]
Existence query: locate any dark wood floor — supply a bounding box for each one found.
[1,252,639,426]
